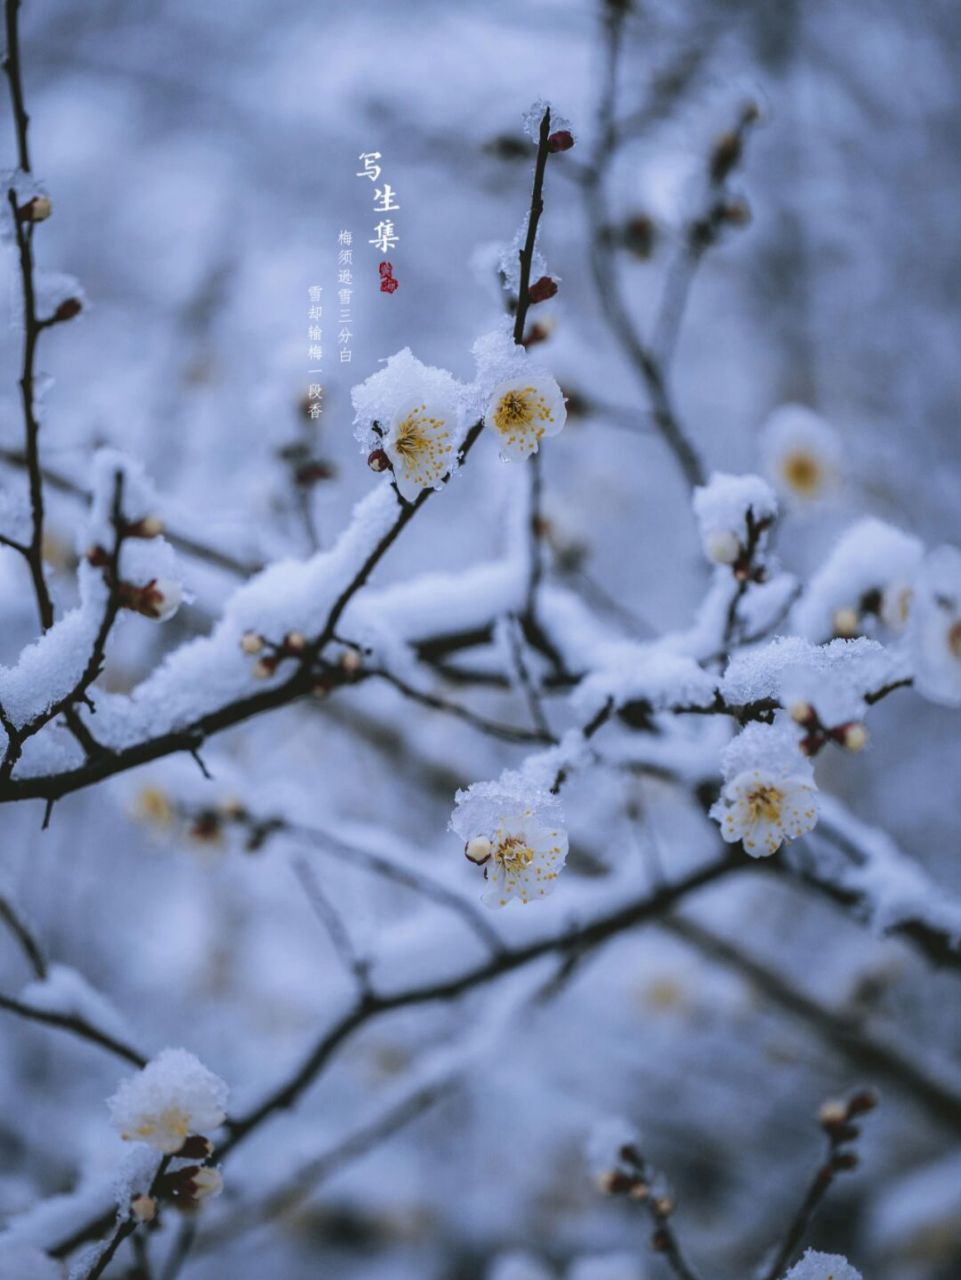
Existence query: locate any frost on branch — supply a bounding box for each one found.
[711,721,818,856]
[791,517,923,642]
[473,324,567,461]
[451,776,568,907]
[908,543,961,706]
[759,403,842,506]
[108,1047,228,1154]
[351,348,468,501]
[781,1250,862,1280]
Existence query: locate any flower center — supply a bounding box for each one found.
[492,387,553,439]
[781,450,822,495]
[745,784,783,824]
[493,834,536,872]
[393,404,445,460]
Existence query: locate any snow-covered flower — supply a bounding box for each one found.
[451,780,568,908]
[760,404,842,504]
[781,1250,862,1280]
[108,1048,228,1154]
[351,348,465,500]
[485,374,566,461]
[381,397,458,501]
[909,544,961,706]
[711,723,818,857]
[693,472,777,568]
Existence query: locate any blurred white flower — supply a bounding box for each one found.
[909,544,961,706]
[108,1048,228,1154]
[760,404,841,505]
[486,374,566,461]
[451,782,568,907]
[384,397,457,502]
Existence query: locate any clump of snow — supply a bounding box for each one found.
[692,472,777,564]
[572,645,717,719]
[20,964,139,1052]
[908,543,961,706]
[759,403,842,505]
[791,517,923,642]
[720,636,905,711]
[107,1048,228,1154]
[781,1249,862,1280]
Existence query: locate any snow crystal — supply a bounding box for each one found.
[781,1249,862,1280]
[108,1047,228,1153]
[791,517,923,642]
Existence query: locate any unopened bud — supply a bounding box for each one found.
[547,129,575,153]
[654,1196,674,1217]
[131,1194,156,1223]
[790,700,816,726]
[340,647,362,675]
[628,1180,650,1201]
[52,297,83,323]
[177,1134,214,1160]
[19,194,52,222]
[831,1151,859,1173]
[721,198,752,227]
[832,606,860,638]
[188,1167,223,1201]
[838,722,868,753]
[598,1170,633,1195]
[846,1088,879,1116]
[465,836,492,865]
[818,1099,848,1127]
[367,447,391,473]
[125,515,164,539]
[705,529,740,565]
[240,631,264,655]
[284,630,307,653]
[709,131,742,184]
[252,657,276,680]
[119,577,182,622]
[527,276,559,304]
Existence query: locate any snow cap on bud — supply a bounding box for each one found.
[367,447,391,473]
[547,129,575,152]
[527,276,558,304]
[240,631,264,655]
[19,194,52,222]
[464,836,492,865]
[705,529,740,565]
[131,1194,156,1223]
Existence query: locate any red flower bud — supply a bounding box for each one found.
[52,297,83,323]
[367,448,391,473]
[527,276,558,304]
[18,195,52,222]
[547,130,575,153]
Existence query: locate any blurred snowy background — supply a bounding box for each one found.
[1,1,961,1277]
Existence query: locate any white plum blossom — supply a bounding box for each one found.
[351,348,466,499]
[760,403,842,504]
[451,779,568,907]
[909,544,961,706]
[782,1250,862,1280]
[485,373,566,461]
[108,1048,228,1154]
[711,722,818,857]
[693,472,778,567]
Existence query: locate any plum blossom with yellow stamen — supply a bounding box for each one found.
[385,399,456,501]
[710,721,819,858]
[760,403,842,505]
[711,768,818,857]
[486,374,566,461]
[108,1048,228,1155]
[451,779,568,908]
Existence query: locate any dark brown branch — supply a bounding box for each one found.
[2,0,30,171]
[0,990,146,1067]
[0,891,46,977]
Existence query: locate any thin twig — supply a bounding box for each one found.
[0,990,146,1066]
[0,892,46,977]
